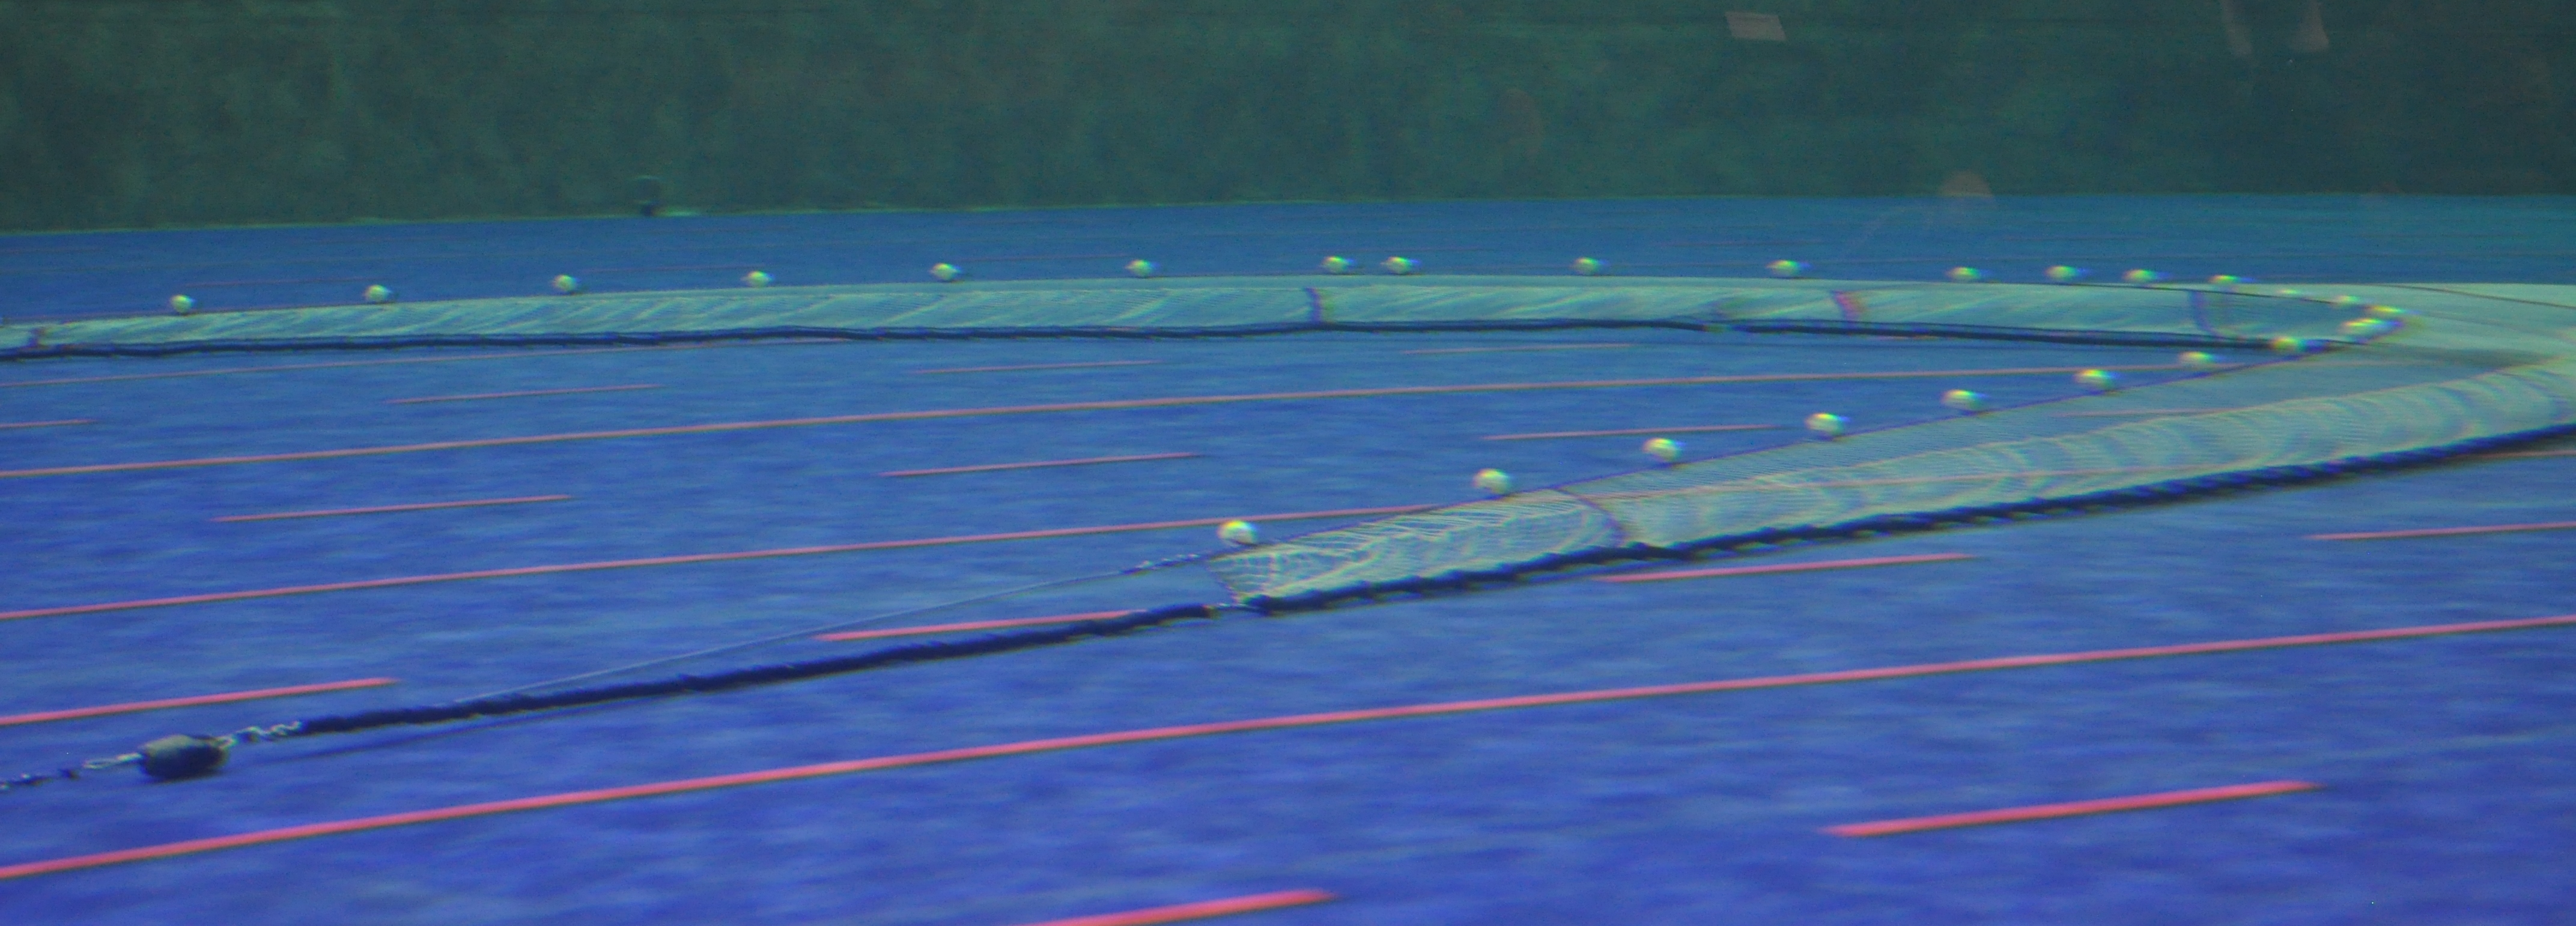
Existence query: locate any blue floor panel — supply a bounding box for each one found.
[2,196,2572,924]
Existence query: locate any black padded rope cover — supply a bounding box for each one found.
[287,604,1217,736]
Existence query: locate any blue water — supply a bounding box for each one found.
[1,198,2572,924]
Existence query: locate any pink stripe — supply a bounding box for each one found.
[2307,519,2576,542]
[1482,423,1781,441]
[879,453,1200,478]
[0,363,2183,480]
[0,504,1432,623]
[211,495,573,523]
[386,384,661,405]
[2474,447,2576,460]
[0,419,94,431]
[1402,343,1635,356]
[913,360,1164,375]
[1824,781,2322,837]
[3,613,2565,882]
[1597,552,1975,584]
[0,678,398,728]
[1008,890,1338,926]
[0,342,816,390]
[816,610,1135,641]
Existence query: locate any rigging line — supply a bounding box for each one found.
[455,555,1200,703]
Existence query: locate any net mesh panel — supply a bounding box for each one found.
[9,276,2572,611]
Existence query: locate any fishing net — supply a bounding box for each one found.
[10,275,2575,613]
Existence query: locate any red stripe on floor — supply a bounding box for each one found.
[0,678,398,728]
[385,384,661,404]
[880,453,1201,478]
[0,504,1431,623]
[1597,552,1974,584]
[2307,519,2576,542]
[1482,423,1781,441]
[211,495,574,523]
[816,610,1135,642]
[1008,890,1338,926]
[0,342,826,390]
[4,613,2564,882]
[0,419,94,431]
[0,363,2183,480]
[2475,447,2576,460]
[913,360,1164,375]
[1824,780,2322,837]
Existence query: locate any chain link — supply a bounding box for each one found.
[3,722,306,794]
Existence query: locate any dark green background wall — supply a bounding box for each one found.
[2,0,2568,232]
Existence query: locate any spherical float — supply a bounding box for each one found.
[1946,267,1985,283]
[1642,437,1681,464]
[1767,259,1806,279]
[2044,265,2085,283]
[2123,268,2165,285]
[1805,413,1846,438]
[1472,468,1513,497]
[1382,256,1418,276]
[2270,336,2312,355]
[1320,256,1353,274]
[169,294,196,315]
[1940,389,1987,413]
[741,270,772,288]
[1125,259,1156,279]
[552,274,583,294]
[1571,257,1604,276]
[929,263,963,283]
[2178,350,2221,371]
[2074,369,2118,392]
[363,284,396,304]
[1217,519,1260,546]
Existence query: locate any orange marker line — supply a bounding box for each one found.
[0,419,94,431]
[1482,423,1781,441]
[1597,552,1974,584]
[1823,781,2322,837]
[880,453,1200,478]
[2307,519,2576,542]
[816,610,1136,642]
[0,342,824,390]
[211,494,574,523]
[0,678,398,728]
[1402,343,1635,356]
[1007,890,1339,926]
[3,614,2569,882]
[0,363,2182,480]
[0,504,1431,623]
[2473,447,2576,461]
[385,384,661,405]
[913,360,1164,375]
